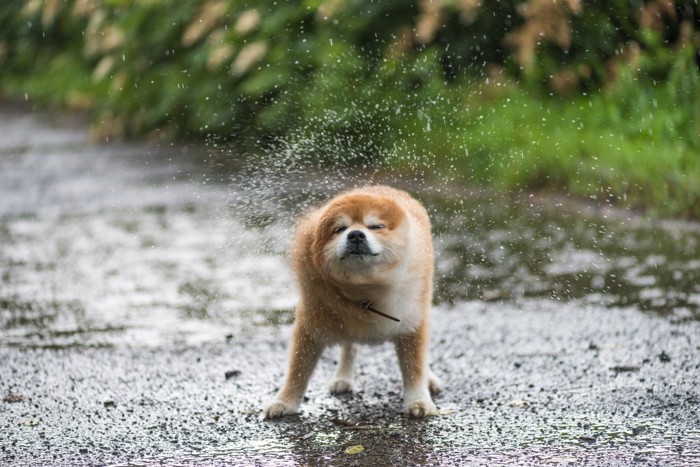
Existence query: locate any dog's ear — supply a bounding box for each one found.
[311,209,335,273]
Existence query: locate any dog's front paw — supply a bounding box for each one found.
[264,399,299,419]
[405,398,437,418]
[329,377,354,394]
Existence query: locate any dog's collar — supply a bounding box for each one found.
[359,300,400,322]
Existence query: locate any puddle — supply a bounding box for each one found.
[1,109,699,349]
[428,193,700,319]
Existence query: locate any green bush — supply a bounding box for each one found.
[0,0,699,217]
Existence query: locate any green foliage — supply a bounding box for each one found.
[0,0,699,217]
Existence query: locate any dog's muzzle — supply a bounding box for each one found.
[343,230,376,257]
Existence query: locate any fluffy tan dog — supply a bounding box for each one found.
[264,185,441,418]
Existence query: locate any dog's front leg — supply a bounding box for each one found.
[264,324,324,418]
[395,324,436,417]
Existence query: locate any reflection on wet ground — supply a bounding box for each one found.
[429,193,700,319]
[1,106,699,466]
[1,113,697,348]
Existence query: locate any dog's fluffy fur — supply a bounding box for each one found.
[264,185,441,418]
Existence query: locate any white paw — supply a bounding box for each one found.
[405,398,437,418]
[263,399,299,418]
[329,378,354,394]
[429,373,443,395]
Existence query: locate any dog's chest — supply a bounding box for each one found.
[335,286,425,343]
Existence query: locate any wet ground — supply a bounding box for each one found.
[1,105,699,466]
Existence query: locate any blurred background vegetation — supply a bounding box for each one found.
[1,0,699,217]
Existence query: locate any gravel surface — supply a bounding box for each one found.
[1,105,699,466]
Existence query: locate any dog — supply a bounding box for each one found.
[264,185,442,418]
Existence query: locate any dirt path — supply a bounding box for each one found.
[1,106,699,466]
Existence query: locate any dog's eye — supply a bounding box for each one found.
[368,224,385,230]
[333,226,347,235]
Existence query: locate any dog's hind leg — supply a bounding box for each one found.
[428,367,443,395]
[329,343,356,394]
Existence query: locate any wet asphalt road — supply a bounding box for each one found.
[1,105,699,466]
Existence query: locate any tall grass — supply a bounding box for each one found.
[1,0,698,217]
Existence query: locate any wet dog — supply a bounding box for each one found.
[264,185,441,418]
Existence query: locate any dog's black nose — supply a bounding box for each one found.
[347,230,366,244]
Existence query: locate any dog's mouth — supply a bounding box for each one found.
[341,243,379,259]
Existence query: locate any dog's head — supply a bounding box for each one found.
[311,193,409,285]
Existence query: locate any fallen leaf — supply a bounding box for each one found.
[3,393,26,403]
[351,425,381,431]
[225,370,241,380]
[345,444,365,455]
[610,366,640,373]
